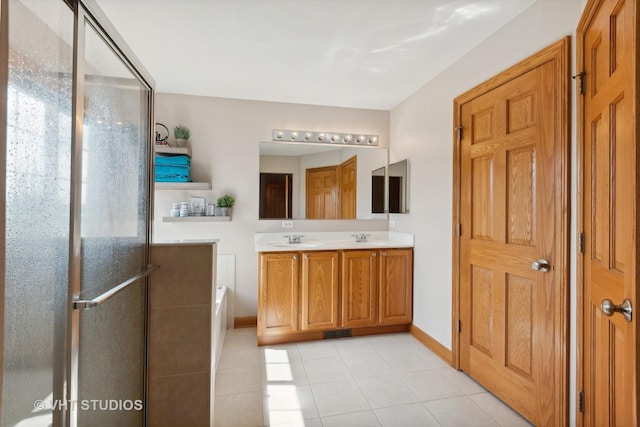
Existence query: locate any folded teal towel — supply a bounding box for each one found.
[155,154,190,166]
[155,165,190,176]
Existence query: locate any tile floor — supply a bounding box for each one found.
[214,328,532,427]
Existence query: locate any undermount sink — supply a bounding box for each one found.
[267,241,323,248]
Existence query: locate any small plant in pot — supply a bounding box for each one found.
[173,124,190,147]
[216,194,235,216]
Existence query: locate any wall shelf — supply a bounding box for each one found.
[155,182,212,190]
[162,216,231,222]
[155,145,192,157]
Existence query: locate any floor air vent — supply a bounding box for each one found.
[323,329,352,339]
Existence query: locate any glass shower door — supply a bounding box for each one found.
[70,9,152,427]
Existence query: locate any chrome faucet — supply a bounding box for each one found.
[285,234,304,244]
[352,233,371,242]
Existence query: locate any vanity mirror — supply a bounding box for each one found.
[259,142,388,220]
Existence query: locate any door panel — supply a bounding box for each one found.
[259,253,299,334]
[341,250,377,327]
[301,251,339,330]
[579,0,637,424]
[379,249,413,324]
[458,40,568,425]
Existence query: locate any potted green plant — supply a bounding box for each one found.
[216,194,235,216]
[173,124,190,147]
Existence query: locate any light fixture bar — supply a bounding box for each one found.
[272,129,379,146]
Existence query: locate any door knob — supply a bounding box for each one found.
[601,299,632,322]
[531,259,550,272]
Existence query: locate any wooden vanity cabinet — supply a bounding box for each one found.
[258,247,413,345]
[258,250,340,336]
[378,248,413,324]
[258,252,300,335]
[341,248,413,327]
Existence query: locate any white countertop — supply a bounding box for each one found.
[255,231,413,252]
[152,238,220,246]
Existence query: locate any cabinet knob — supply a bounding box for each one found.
[381,252,387,256]
[304,254,309,259]
[371,252,376,257]
[293,255,297,260]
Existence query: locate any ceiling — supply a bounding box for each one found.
[95,0,536,110]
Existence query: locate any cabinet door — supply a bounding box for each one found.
[341,250,378,327]
[379,249,413,324]
[301,251,339,330]
[259,252,299,335]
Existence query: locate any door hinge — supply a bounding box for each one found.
[579,232,585,254]
[455,126,463,141]
[457,320,461,333]
[572,72,586,95]
[457,224,462,237]
[578,391,584,413]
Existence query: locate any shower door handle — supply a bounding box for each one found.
[73,264,157,310]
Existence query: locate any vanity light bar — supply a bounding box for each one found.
[272,129,379,146]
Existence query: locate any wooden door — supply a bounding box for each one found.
[379,248,413,324]
[306,166,338,219]
[578,0,638,424]
[341,250,377,327]
[456,39,569,425]
[301,251,339,330]
[339,155,357,219]
[258,252,299,335]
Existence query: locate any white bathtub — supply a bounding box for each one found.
[214,285,228,371]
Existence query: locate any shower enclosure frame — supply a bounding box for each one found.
[0,0,156,425]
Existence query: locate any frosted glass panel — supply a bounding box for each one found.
[77,279,145,427]
[79,21,150,301]
[2,1,73,426]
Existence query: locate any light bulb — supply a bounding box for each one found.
[304,133,312,140]
[291,132,298,140]
[277,131,284,139]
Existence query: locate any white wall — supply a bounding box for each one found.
[153,95,389,317]
[389,0,583,424]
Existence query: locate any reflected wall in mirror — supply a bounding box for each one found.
[388,159,408,214]
[259,142,388,220]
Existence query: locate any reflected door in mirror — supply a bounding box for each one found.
[260,173,293,219]
[306,166,339,219]
[339,156,357,219]
[305,156,357,219]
